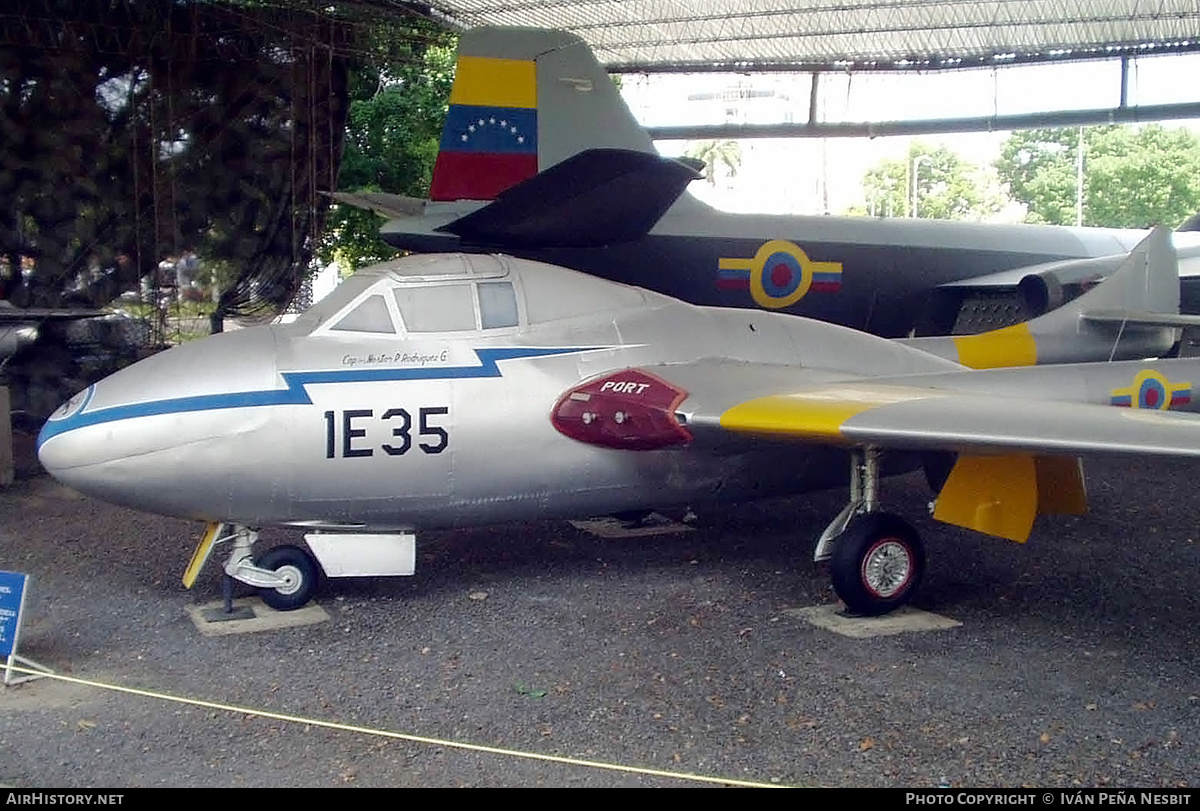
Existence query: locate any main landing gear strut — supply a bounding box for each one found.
[815,447,926,616]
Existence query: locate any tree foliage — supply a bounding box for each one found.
[0,0,362,329]
[318,28,456,272]
[857,142,1002,220]
[683,140,743,186]
[995,125,1200,228]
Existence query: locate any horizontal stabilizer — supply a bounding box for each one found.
[323,191,427,219]
[1080,309,1200,328]
[437,148,702,248]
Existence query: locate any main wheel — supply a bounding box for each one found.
[829,513,925,616]
[256,544,320,611]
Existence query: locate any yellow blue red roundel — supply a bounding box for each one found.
[717,240,842,309]
[1110,369,1192,410]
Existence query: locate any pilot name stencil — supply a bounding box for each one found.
[341,349,450,367]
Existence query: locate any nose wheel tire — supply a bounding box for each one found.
[256,544,320,611]
[829,513,925,616]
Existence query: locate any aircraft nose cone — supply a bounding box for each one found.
[36,326,281,515]
[36,385,95,476]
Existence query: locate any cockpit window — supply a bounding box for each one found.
[328,294,395,334]
[393,284,476,332]
[478,281,518,329]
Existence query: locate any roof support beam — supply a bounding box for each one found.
[645,102,1200,140]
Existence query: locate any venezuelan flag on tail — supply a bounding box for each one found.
[430,55,538,202]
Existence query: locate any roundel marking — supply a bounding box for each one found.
[1109,368,1192,411]
[1138,375,1167,409]
[717,240,843,310]
[749,240,816,309]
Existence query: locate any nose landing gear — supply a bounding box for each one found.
[185,524,323,611]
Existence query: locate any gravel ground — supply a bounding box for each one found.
[1,447,1199,788]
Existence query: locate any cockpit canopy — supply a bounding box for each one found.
[290,253,652,337]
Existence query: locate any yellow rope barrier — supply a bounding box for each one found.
[3,664,791,788]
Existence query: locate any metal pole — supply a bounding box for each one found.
[1076,127,1085,226]
[911,155,929,218]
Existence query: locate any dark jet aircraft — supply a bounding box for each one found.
[332,26,1200,341]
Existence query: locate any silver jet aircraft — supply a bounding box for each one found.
[35,230,1200,615]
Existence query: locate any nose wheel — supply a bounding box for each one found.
[254,544,320,611]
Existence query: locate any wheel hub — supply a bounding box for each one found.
[862,540,911,598]
[273,565,302,595]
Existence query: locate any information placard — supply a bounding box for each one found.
[0,569,27,659]
[1,569,51,685]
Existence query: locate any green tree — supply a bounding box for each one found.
[317,26,456,272]
[0,1,354,324]
[995,125,1200,228]
[857,142,1002,220]
[684,140,742,186]
[994,128,1078,225]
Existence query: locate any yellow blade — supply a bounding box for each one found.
[182,522,223,589]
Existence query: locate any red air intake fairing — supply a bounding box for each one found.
[551,369,692,450]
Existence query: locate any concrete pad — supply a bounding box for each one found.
[185,597,329,636]
[569,513,693,538]
[787,603,962,638]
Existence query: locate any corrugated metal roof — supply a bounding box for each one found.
[397,1,1200,71]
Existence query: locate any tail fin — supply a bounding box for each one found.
[904,225,1183,367]
[430,27,658,202]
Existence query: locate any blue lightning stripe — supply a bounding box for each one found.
[38,346,595,446]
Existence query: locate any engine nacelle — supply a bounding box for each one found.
[1015,254,1124,317]
[1016,270,1065,317]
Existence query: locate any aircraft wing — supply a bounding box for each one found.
[0,305,106,321]
[1080,309,1200,327]
[702,383,1200,457]
[574,358,1200,460]
[323,191,428,219]
[548,356,1200,542]
[938,234,1200,317]
[935,253,1122,291]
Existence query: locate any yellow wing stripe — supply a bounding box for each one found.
[951,323,1038,369]
[719,386,942,440]
[449,56,537,108]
